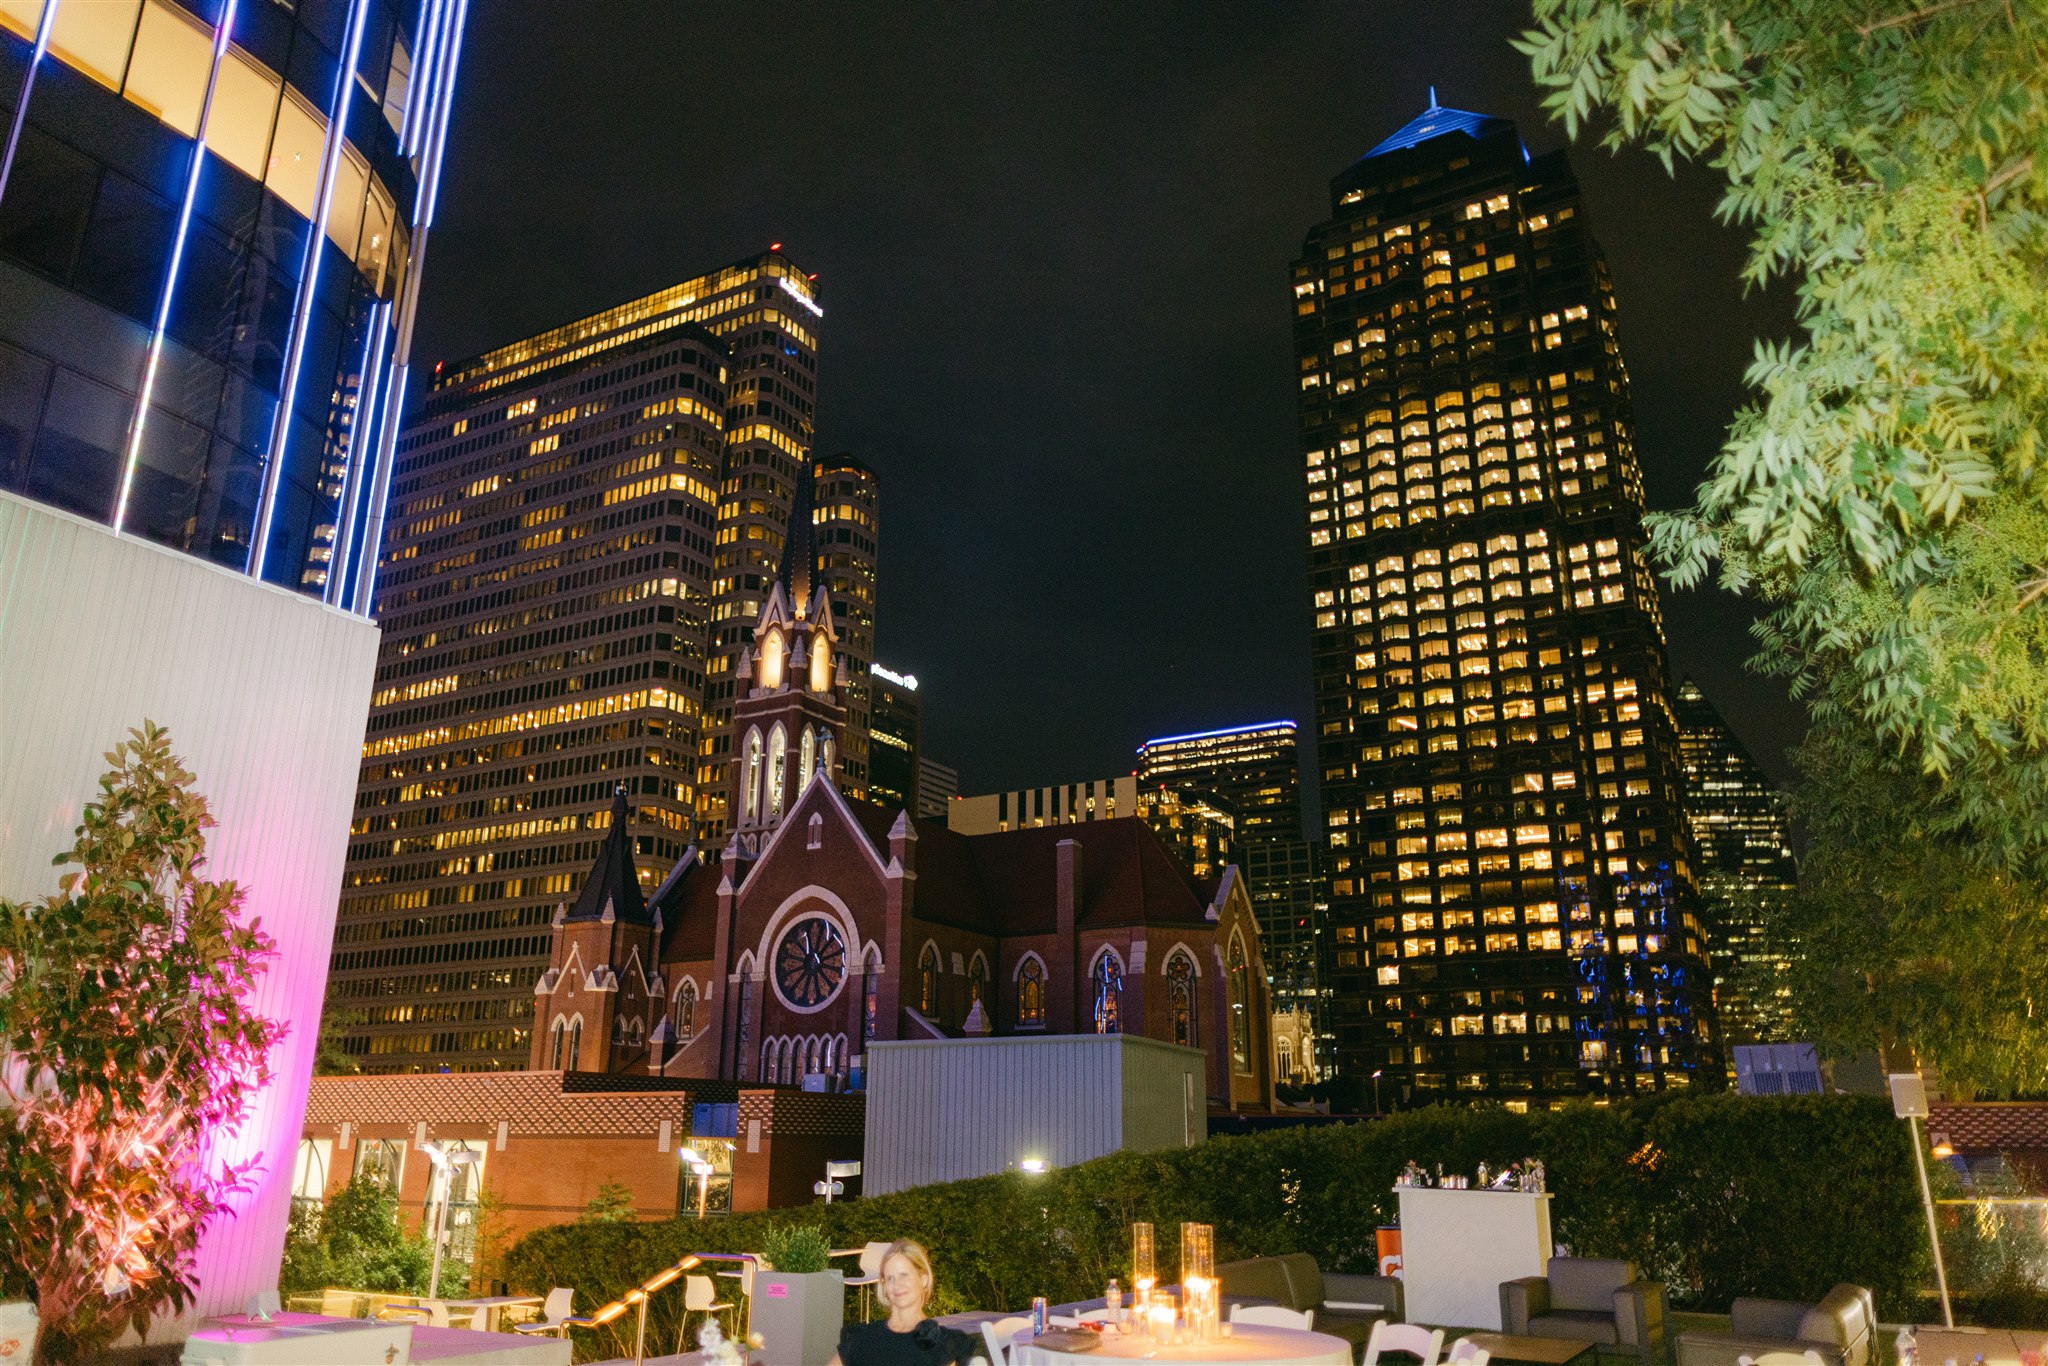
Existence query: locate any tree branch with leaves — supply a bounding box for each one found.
[1516,0,2048,870]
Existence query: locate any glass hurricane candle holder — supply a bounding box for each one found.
[1132,1221,1156,1298]
[1181,1222,1217,1340]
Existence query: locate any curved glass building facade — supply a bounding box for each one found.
[0,0,466,611]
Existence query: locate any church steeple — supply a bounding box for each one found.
[727,463,846,847]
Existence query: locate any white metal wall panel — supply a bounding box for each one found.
[0,493,380,1338]
[864,1034,1206,1194]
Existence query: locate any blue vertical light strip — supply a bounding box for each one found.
[349,0,465,617]
[0,0,61,208]
[245,0,373,581]
[110,0,239,536]
[402,0,444,159]
[322,298,390,607]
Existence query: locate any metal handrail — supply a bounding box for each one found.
[514,1250,760,1365]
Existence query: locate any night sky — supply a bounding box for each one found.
[413,1,1807,806]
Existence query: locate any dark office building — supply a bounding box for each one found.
[0,0,464,606]
[1674,678,1798,1045]
[1295,101,1719,1104]
[867,662,920,813]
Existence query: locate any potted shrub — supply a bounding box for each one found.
[753,1224,843,1365]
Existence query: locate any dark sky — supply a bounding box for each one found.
[413,1,1807,803]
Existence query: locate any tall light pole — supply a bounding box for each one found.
[1890,1073,1953,1328]
[1371,1069,1384,1115]
[417,1143,478,1299]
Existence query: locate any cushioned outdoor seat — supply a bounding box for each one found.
[1501,1257,1665,1365]
[1219,1251,1403,1352]
[1674,1285,1874,1366]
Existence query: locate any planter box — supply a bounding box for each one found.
[751,1269,845,1365]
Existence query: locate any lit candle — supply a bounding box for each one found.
[1149,1304,1175,1339]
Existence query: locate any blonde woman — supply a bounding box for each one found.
[829,1240,980,1366]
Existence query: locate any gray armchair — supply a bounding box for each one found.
[1674,1285,1874,1366]
[1501,1257,1666,1365]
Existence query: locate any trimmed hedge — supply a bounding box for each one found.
[502,1095,1922,1361]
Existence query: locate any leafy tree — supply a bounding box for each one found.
[1516,1,2048,869]
[1759,724,2048,1095]
[0,723,278,1362]
[313,1007,362,1077]
[579,1182,641,1224]
[277,1176,451,1298]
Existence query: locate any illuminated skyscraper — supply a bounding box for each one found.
[867,661,920,812]
[815,452,879,797]
[1674,678,1797,1044]
[331,250,876,1073]
[1295,102,1718,1103]
[1137,721,1303,841]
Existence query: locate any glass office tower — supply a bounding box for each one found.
[1673,678,1797,1045]
[1295,103,1719,1103]
[0,0,466,609]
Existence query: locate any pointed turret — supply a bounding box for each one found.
[777,460,820,620]
[566,788,652,925]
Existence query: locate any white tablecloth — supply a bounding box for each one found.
[1009,1323,1350,1365]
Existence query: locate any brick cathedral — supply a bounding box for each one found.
[529,476,1275,1110]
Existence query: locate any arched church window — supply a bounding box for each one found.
[742,729,763,823]
[821,732,836,783]
[918,944,941,1016]
[1017,957,1045,1027]
[760,1037,779,1084]
[968,953,990,1010]
[1166,949,1196,1048]
[566,1018,583,1072]
[807,813,824,850]
[549,1017,567,1069]
[1227,933,1252,1074]
[1278,1035,1294,1079]
[736,970,753,1075]
[800,726,816,791]
[1093,952,1123,1035]
[768,725,788,817]
[862,948,880,1046]
[613,1014,626,1045]
[676,979,697,1042]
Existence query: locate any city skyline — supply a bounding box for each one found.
[415,1,1807,804]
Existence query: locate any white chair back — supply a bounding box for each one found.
[981,1314,1033,1365]
[685,1275,720,1312]
[1365,1320,1446,1366]
[1231,1303,1315,1330]
[859,1241,890,1279]
[542,1287,574,1323]
[1448,1339,1493,1366]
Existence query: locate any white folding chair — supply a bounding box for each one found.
[513,1287,576,1337]
[1231,1303,1315,1330]
[980,1314,1032,1365]
[1365,1320,1446,1366]
[1448,1338,1493,1366]
[677,1275,735,1352]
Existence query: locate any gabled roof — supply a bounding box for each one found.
[566,789,651,925]
[1362,99,1519,159]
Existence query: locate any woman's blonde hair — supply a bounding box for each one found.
[881,1239,935,1314]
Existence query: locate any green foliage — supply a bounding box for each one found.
[579,1182,641,1224]
[1760,723,2048,1094]
[0,723,279,1363]
[502,1097,1919,1362]
[277,1176,450,1298]
[1515,0,2048,870]
[760,1223,833,1274]
[313,1007,362,1077]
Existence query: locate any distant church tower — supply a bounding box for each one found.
[729,467,846,851]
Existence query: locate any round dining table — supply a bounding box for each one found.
[1008,1322,1351,1365]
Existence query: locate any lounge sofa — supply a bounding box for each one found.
[1218,1252,1404,1352]
[1501,1257,1666,1365]
[1674,1285,1874,1366]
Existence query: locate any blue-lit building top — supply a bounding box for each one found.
[0,0,467,615]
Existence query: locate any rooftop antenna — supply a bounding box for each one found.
[1428,85,1439,109]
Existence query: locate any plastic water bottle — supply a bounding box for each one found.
[1897,1327,1918,1366]
[1106,1278,1123,1325]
